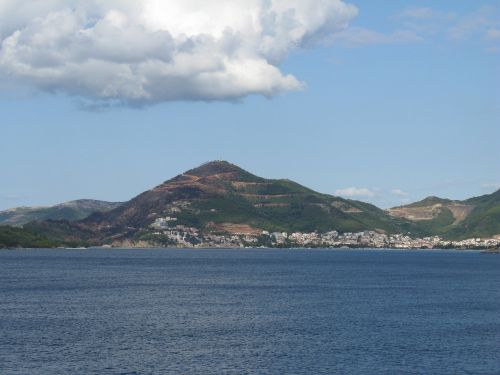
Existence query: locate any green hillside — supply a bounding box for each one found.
[388,189,500,239]
[447,190,500,239]
[0,226,59,249]
[22,162,500,245]
[30,161,418,245]
[414,207,456,235]
[404,196,452,208]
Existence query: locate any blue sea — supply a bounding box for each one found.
[0,249,499,374]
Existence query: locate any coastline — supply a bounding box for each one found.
[2,246,496,252]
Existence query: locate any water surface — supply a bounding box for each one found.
[0,249,499,374]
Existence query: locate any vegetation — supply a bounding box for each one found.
[404,196,452,208]
[394,189,500,239]
[0,226,60,248]
[413,207,455,235]
[16,162,500,245]
[170,176,416,234]
[447,203,500,239]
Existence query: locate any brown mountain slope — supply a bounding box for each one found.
[29,161,417,245]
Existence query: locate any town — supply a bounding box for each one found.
[147,217,500,250]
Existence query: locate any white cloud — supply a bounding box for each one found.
[0,0,357,105]
[396,6,456,37]
[397,5,500,44]
[330,27,422,46]
[447,6,498,40]
[391,189,408,197]
[335,187,376,198]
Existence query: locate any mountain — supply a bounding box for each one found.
[29,161,417,246]
[453,189,500,238]
[388,189,500,239]
[0,199,122,227]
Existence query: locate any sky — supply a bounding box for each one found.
[1,0,499,210]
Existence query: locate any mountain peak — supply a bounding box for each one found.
[188,160,239,175]
[163,160,262,185]
[404,196,451,208]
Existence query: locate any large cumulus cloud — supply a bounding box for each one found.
[0,0,357,105]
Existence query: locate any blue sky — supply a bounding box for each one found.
[1,0,499,210]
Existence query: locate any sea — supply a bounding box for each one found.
[0,248,499,375]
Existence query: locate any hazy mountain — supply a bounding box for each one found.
[0,200,122,227]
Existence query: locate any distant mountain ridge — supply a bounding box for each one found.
[28,161,419,245]
[0,199,122,227]
[3,161,499,246]
[388,189,500,239]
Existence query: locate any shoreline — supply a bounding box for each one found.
[2,246,497,252]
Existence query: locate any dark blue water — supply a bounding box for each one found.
[0,249,499,375]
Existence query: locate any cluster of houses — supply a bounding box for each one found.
[149,216,500,249]
[439,237,500,249]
